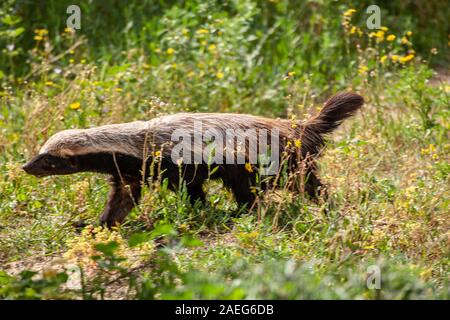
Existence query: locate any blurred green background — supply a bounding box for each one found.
[1,0,448,116]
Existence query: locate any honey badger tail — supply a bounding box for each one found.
[307,92,364,136]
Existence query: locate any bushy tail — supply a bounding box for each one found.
[300,92,364,157]
[306,92,364,136]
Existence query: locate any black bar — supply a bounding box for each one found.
[0,300,442,319]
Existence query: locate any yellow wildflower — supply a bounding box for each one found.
[34,35,43,41]
[375,30,385,41]
[166,48,175,55]
[350,26,357,34]
[406,31,413,37]
[380,55,388,64]
[216,71,224,79]
[196,28,209,34]
[45,81,54,86]
[358,65,369,74]
[399,54,414,64]
[386,34,396,41]
[343,9,356,17]
[294,139,302,148]
[380,26,388,31]
[245,163,253,173]
[69,102,81,110]
[154,150,161,157]
[401,37,411,46]
[391,55,399,62]
[421,144,436,156]
[34,29,48,36]
[208,44,217,51]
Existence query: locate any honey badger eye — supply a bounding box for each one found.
[42,157,55,168]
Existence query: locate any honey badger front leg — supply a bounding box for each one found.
[100,177,142,227]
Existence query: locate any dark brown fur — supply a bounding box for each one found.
[23,92,364,227]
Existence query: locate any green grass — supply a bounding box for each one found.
[0,0,449,299]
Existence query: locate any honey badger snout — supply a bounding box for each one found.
[22,162,33,174]
[22,157,44,176]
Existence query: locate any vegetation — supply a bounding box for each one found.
[0,0,448,299]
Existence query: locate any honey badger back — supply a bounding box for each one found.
[23,92,363,227]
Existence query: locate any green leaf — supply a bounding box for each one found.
[0,270,12,285]
[12,27,25,38]
[1,15,21,26]
[181,235,204,247]
[128,232,150,247]
[150,223,177,239]
[94,241,119,256]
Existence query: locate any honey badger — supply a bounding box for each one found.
[23,92,363,227]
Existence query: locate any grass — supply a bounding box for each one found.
[0,0,449,299]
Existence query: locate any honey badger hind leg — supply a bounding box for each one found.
[304,169,328,202]
[303,169,334,216]
[100,176,142,228]
[287,162,328,202]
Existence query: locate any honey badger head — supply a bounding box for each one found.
[23,122,149,177]
[22,153,79,176]
[23,129,89,176]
